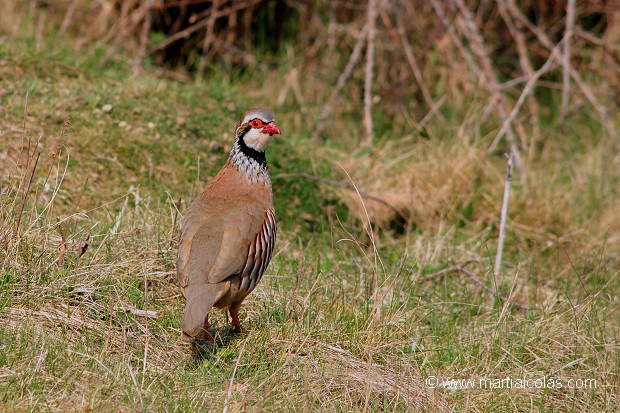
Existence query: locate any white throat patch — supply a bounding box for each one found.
[242,128,275,152]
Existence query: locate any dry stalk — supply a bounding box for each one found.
[276,68,308,117]
[133,0,156,75]
[56,218,67,267]
[377,6,446,100]
[429,0,528,183]
[418,260,478,282]
[507,1,618,141]
[14,151,40,242]
[449,0,527,184]
[222,337,247,413]
[394,4,438,114]
[417,95,447,129]
[497,1,540,148]
[602,0,620,94]
[311,24,369,142]
[559,0,576,127]
[419,258,527,310]
[494,152,513,278]
[58,0,80,36]
[489,38,563,153]
[461,265,526,310]
[146,0,262,56]
[170,196,182,248]
[196,0,221,82]
[363,0,378,147]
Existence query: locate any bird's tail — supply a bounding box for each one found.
[181,283,227,337]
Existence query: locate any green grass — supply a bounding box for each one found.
[1,31,619,413]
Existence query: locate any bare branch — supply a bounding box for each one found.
[394,4,438,113]
[363,0,378,147]
[508,1,618,141]
[489,38,563,153]
[312,24,369,142]
[196,0,221,82]
[497,1,540,144]
[431,0,527,183]
[559,0,576,127]
[132,0,156,76]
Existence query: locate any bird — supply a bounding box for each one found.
[176,107,281,340]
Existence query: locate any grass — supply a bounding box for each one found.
[1,28,619,413]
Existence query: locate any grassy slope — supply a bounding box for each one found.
[1,36,618,412]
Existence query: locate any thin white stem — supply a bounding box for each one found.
[363,0,378,146]
[494,152,514,277]
[223,338,247,413]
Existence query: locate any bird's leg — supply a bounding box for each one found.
[229,302,242,334]
[202,315,213,342]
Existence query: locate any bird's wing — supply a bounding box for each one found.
[175,201,224,293]
[177,202,265,289]
[176,200,268,337]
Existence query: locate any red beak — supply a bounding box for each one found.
[262,122,281,135]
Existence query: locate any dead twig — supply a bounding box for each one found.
[132,0,156,76]
[488,38,563,153]
[461,265,527,310]
[418,260,478,282]
[431,0,526,184]
[419,258,527,310]
[508,1,617,141]
[363,0,378,147]
[452,0,527,183]
[559,0,576,128]
[56,218,67,267]
[146,0,263,56]
[497,1,540,150]
[311,24,369,142]
[394,4,438,114]
[58,0,80,36]
[119,306,159,319]
[196,0,221,82]
[494,152,513,278]
[417,95,447,130]
[14,151,40,241]
[170,196,182,247]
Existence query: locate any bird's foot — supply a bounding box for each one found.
[202,330,214,342]
[230,310,243,334]
[202,317,213,342]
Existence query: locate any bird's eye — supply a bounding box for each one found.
[251,119,264,128]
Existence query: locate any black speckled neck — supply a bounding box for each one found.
[236,124,267,168]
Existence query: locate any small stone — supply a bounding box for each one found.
[102,104,113,113]
[147,122,155,129]
[118,121,128,128]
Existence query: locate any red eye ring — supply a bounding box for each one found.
[250,119,264,128]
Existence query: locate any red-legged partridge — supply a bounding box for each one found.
[177,107,281,339]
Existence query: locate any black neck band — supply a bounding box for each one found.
[237,125,267,168]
